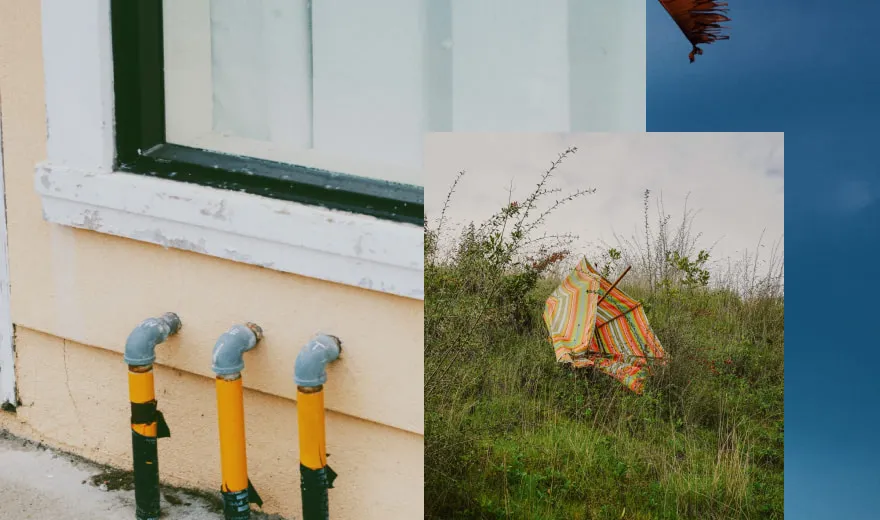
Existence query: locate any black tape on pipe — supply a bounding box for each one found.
[300,464,337,520]
[131,399,171,439]
[221,479,263,519]
[155,410,170,438]
[248,479,263,507]
[132,430,161,520]
[130,400,171,438]
[130,400,157,424]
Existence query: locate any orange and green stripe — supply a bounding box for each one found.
[544,258,667,393]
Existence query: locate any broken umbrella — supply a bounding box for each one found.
[658,0,731,62]
[543,258,667,394]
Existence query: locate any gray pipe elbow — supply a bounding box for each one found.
[212,323,263,376]
[124,312,182,366]
[294,334,342,388]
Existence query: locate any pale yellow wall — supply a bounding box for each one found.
[0,2,424,518]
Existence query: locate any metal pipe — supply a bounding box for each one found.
[125,312,181,520]
[295,334,342,520]
[294,334,341,387]
[212,323,264,519]
[125,312,181,366]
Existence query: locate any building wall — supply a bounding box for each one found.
[0,2,423,518]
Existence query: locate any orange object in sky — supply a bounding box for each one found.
[658,0,731,62]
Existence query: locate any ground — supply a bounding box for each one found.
[0,429,285,519]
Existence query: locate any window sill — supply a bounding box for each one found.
[35,162,424,300]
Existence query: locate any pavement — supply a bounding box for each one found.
[0,429,285,519]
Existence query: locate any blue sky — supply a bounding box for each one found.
[649,1,880,517]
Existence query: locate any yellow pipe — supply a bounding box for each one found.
[128,368,158,437]
[212,323,263,518]
[125,313,180,520]
[297,387,327,470]
[216,375,249,493]
[294,334,341,519]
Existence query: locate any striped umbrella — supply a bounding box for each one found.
[543,258,666,393]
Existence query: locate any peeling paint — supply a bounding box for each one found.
[35,164,423,300]
[131,229,208,254]
[165,236,208,253]
[199,199,230,221]
[223,248,253,263]
[79,209,103,230]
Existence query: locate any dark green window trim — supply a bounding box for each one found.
[110,0,423,225]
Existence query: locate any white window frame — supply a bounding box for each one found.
[35,0,423,300]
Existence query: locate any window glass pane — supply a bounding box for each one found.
[310,0,426,179]
[447,0,645,131]
[162,0,644,187]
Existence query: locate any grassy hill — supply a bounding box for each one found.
[424,154,784,519]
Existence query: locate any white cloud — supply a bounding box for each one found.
[833,179,876,213]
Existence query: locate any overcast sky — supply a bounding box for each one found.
[425,133,784,271]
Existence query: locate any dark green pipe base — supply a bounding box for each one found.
[132,430,160,520]
[300,464,337,520]
[221,479,263,519]
[131,403,169,520]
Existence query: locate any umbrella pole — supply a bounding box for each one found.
[598,266,631,305]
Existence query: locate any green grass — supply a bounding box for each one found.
[426,152,783,519]
[425,264,783,519]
